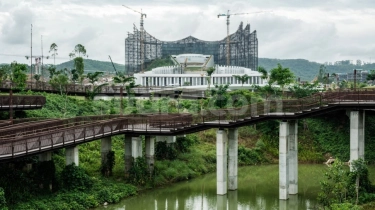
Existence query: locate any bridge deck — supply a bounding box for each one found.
[1,90,375,161]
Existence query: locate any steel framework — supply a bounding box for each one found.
[125,22,258,74]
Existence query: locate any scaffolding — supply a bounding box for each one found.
[125,22,258,74]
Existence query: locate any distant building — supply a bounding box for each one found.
[125,22,258,74]
[133,54,264,88]
[334,69,368,83]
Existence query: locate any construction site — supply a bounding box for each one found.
[123,6,259,75]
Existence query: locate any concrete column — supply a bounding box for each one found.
[124,135,132,175]
[132,136,142,158]
[145,136,155,173]
[101,137,112,164]
[217,129,227,195]
[228,128,238,191]
[350,110,365,170]
[39,151,52,162]
[288,120,298,195]
[66,146,79,166]
[279,121,289,200]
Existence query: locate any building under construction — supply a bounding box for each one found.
[125,22,258,74]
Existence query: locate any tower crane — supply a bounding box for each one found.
[218,10,270,66]
[122,5,147,72]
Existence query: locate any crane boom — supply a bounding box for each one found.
[108,55,118,75]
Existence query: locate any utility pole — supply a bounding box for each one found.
[122,5,147,73]
[31,24,33,81]
[218,10,270,66]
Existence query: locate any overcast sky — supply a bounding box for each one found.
[1,0,375,66]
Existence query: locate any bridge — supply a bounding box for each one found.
[0,81,206,99]
[0,89,374,200]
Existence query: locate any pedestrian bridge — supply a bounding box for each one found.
[0,89,374,200]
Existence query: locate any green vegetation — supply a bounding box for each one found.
[318,159,375,209]
[56,59,124,74]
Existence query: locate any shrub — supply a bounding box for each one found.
[61,164,93,191]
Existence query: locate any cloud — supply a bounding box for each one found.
[1,7,34,45]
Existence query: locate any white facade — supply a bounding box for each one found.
[171,54,214,68]
[134,65,264,87]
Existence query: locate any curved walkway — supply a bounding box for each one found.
[0,89,375,161]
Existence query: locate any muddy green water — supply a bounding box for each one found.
[96,165,375,210]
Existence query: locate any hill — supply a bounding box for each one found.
[56,59,125,74]
[50,58,375,82]
[259,58,375,82]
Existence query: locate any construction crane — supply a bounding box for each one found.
[108,55,118,75]
[218,10,270,66]
[122,5,147,73]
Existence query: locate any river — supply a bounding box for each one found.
[95,164,375,210]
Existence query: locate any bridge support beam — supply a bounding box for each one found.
[145,136,155,174]
[132,136,142,158]
[350,110,365,170]
[279,121,289,200]
[66,146,79,166]
[228,128,238,191]
[101,137,112,164]
[216,129,227,195]
[288,120,298,195]
[124,135,132,176]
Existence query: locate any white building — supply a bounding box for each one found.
[133,54,265,88]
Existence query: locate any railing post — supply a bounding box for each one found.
[51,134,53,148]
[25,140,28,154]
[12,142,14,157]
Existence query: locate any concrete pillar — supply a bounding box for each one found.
[217,129,227,195]
[145,136,155,173]
[66,146,79,166]
[288,120,298,195]
[279,121,289,200]
[228,128,238,191]
[39,151,52,162]
[132,136,142,158]
[101,137,112,164]
[350,110,365,170]
[124,135,132,175]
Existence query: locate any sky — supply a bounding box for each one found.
[0,0,375,66]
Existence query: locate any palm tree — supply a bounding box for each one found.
[113,72,138,99]
[233,74,250,86]
[49,43,58,66]
[206,67,215,90]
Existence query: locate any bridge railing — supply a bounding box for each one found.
[0,95,46,108]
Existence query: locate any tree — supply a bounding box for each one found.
[288,82,319,98]
[86,71,103,86]
[49,73,69,95]
[257,66,268,81]
[49,43,58,66]
[0,65,10,84]
[233,74,250,86]
[366,70,375,81]
[206,67,215,90]
[47,65,57,79]
[73,57,85,84]
[9,62,27,90]
[269,63,295,94]
[317,64,326,83]
[210,84,229,108]
[74,44,87,57]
